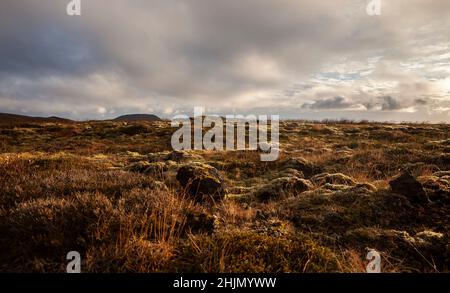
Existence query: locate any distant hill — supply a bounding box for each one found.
[0,112,162,124]
[0,113,73,123]
[113,114,162,122]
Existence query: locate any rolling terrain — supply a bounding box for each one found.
[0,119,449,272]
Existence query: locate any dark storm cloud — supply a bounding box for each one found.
[363,96,409,112]
[0,25,102,78]
[0,0,449,121]
[414,98,428,105]
[0,1,105,78]
[380,96,401,111]
[301,96,352,110]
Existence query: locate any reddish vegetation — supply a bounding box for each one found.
[0,120,449,272]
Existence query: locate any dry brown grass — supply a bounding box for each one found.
[0,121,449,272]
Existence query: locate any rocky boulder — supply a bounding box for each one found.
[311,173,357,186]
[176,163,225,201]
[125,161,167,174]
[254,176,313,202]
[418,171,450,203]
[389,171,429,204]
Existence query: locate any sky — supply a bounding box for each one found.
[0,0,449,122]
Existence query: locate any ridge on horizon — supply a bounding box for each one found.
[0,112,163,123]
[0,112,447,125]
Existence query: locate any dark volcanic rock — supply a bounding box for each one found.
[389,172,429,204]
[176,163,225,201]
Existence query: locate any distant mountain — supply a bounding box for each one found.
[0,113,73,123]
[113,114,162,122]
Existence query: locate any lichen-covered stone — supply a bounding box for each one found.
[176,162,225,201]
[125,161,167,174]
[254,176,313,201]
[311,173,357,186]
[281,158,317,178]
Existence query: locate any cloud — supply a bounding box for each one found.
[97,107,107,115]
[301,96,352,110]
[380,96,402,111]
[0,0,449,122]
[414,98,428,105]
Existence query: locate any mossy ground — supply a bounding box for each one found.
[0,120,449,272]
